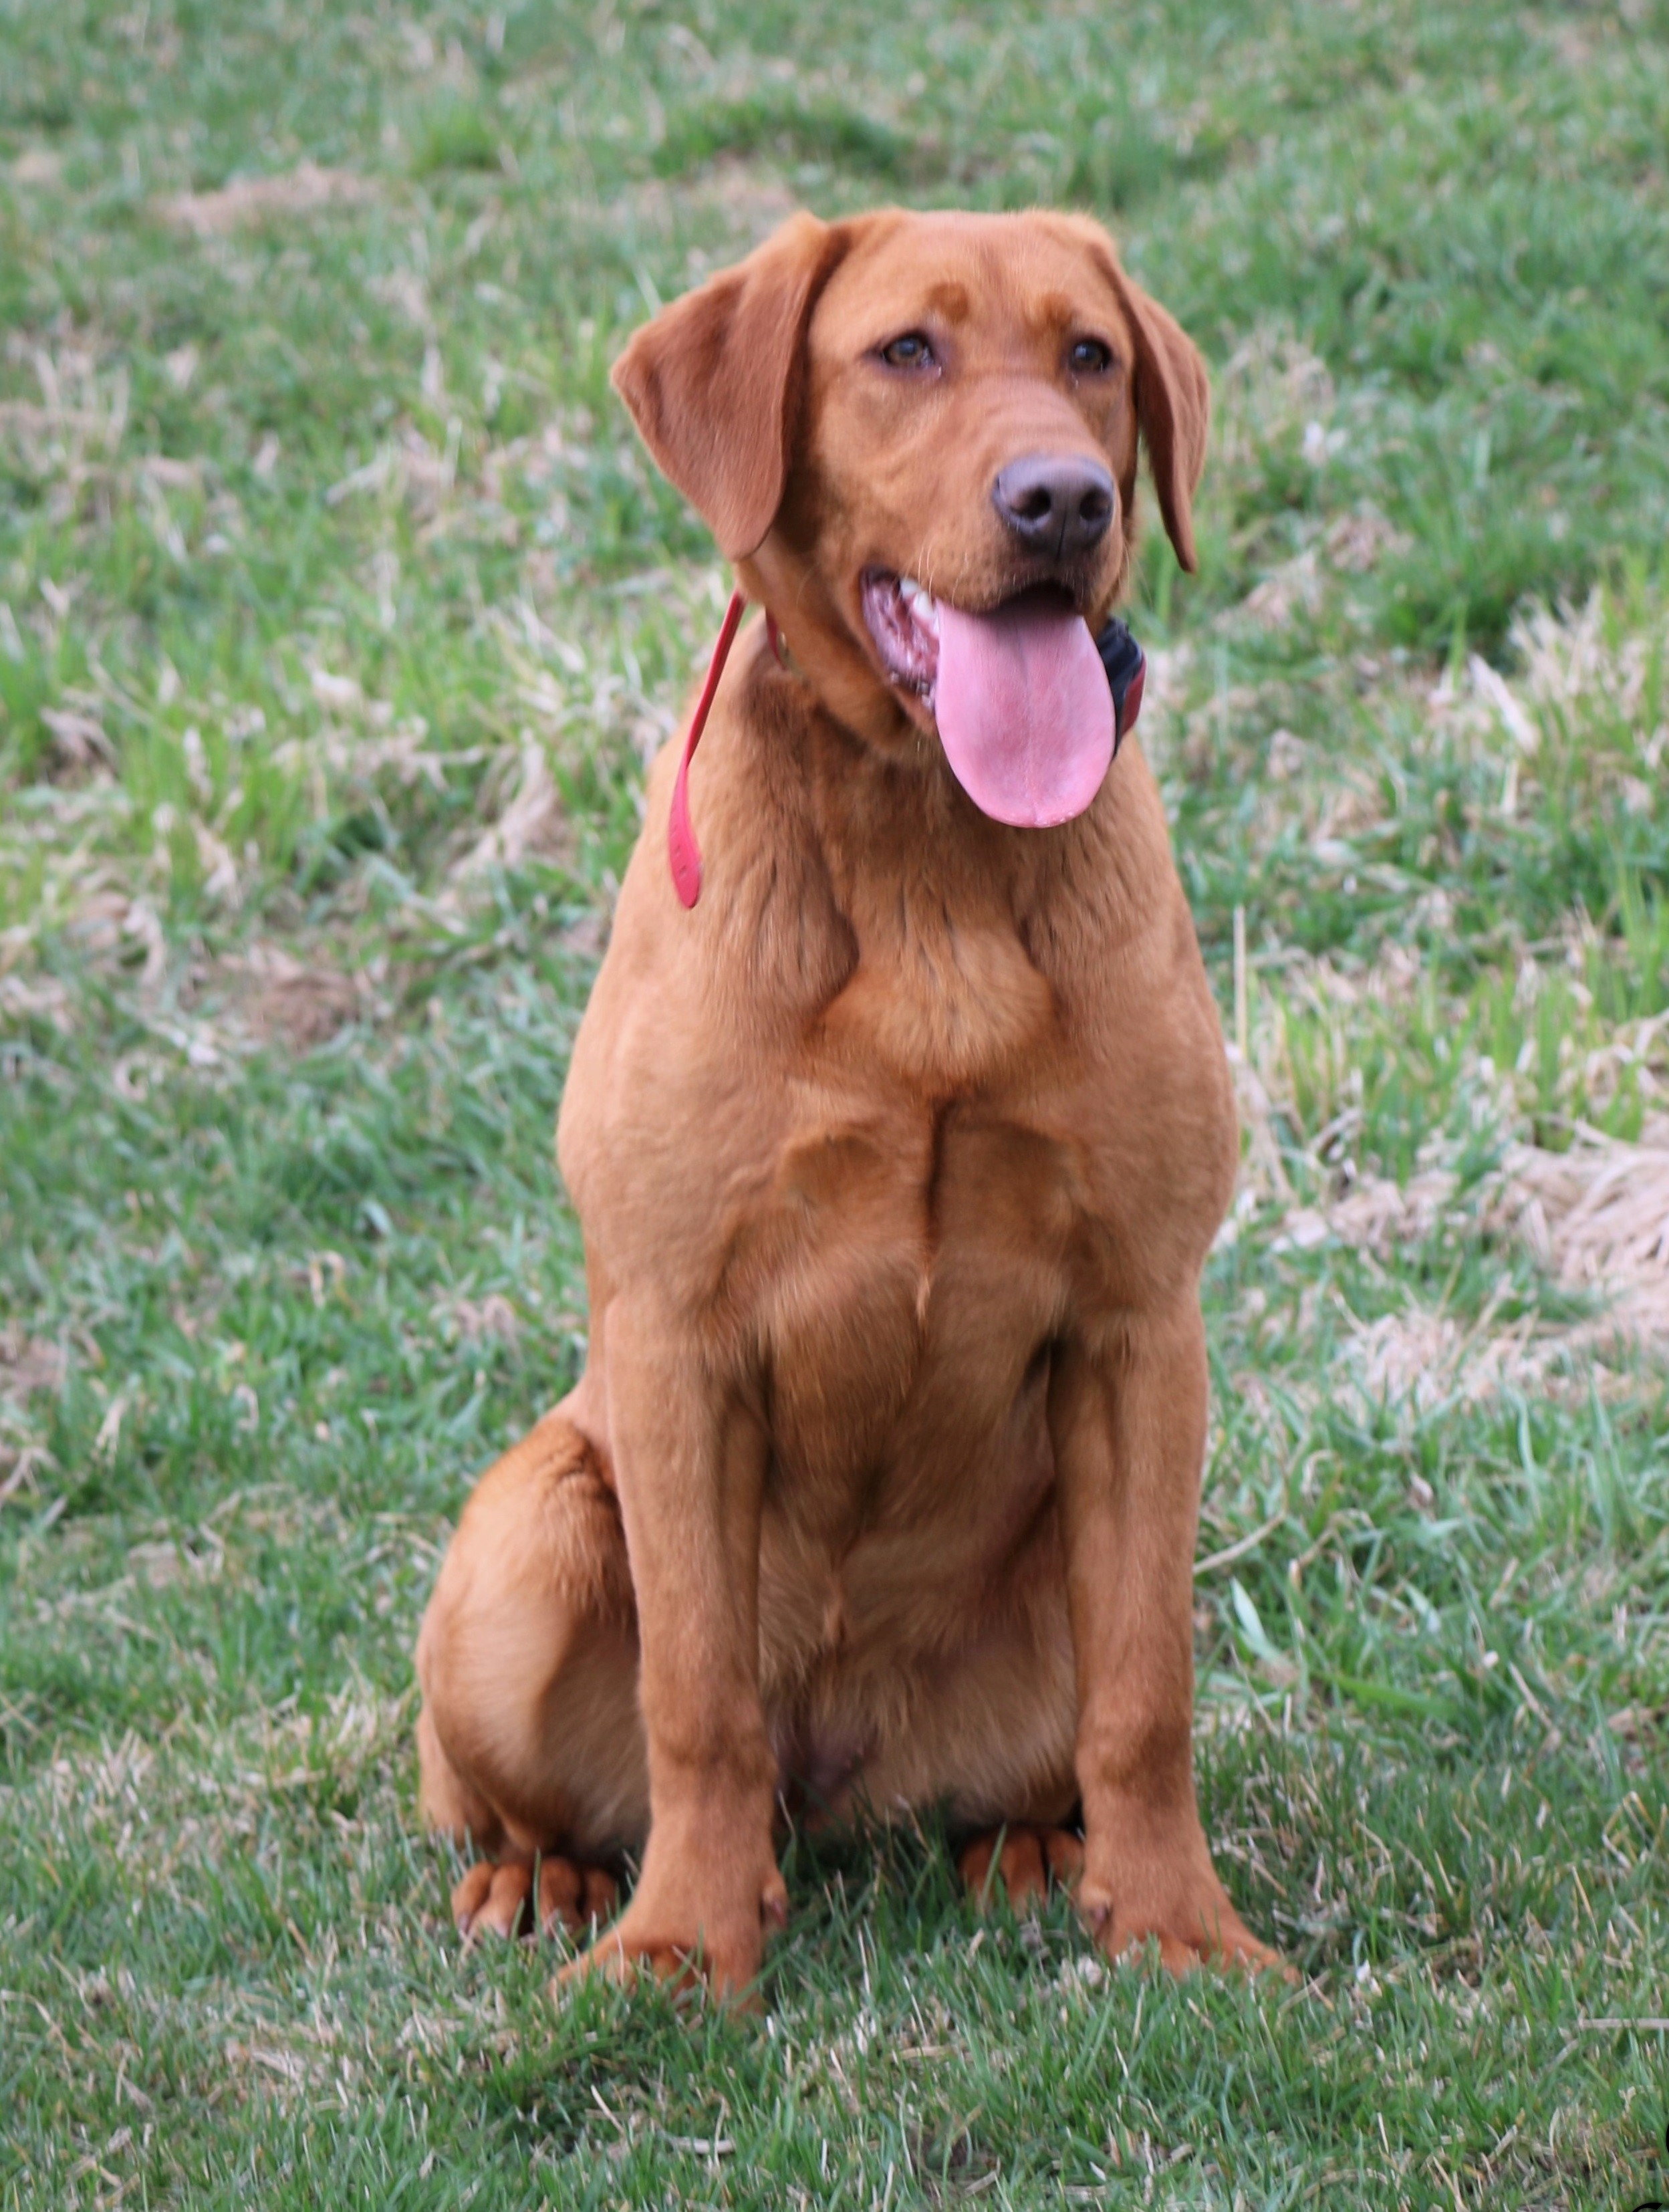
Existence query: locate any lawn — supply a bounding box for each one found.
[3,0,1668,2205]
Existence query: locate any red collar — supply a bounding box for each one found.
[666,589,747,909]
[666,590,1143,910]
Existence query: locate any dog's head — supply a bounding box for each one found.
[613,208,1206,827]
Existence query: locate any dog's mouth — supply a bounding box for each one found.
[860,568,944,700]
[860,568,1115,829]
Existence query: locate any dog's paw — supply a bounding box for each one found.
[450,1854,620,1946]
[958,1824,1083,1911]
[555,1854,787,2003]
[1078,1865,1292,1980]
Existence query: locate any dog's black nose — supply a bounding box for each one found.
[991,453,1116,560]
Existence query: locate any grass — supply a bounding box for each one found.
[3,0,1669,2203]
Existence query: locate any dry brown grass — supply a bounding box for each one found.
[158,163,374,235]
[0,1327,63,1404]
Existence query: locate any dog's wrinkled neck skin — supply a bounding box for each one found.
[700,619,1180,1043]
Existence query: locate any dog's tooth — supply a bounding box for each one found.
[900,577,923,607]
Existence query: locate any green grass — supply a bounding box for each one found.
[3,0,1669,2204]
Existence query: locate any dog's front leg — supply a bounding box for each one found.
[559,1294,785,1999]
[1050,1301,1287,1976]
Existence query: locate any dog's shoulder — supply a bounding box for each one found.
[556,638,857,1257]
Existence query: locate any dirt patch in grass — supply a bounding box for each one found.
[1510,1118,1669,1344]
[0,1327,63,1402]
[1342,1305,1563,1412]
[222,945,366,1052]
[159,163,375,235]
[1285,1122,1669,1347]
[1271,1120,1669,1413]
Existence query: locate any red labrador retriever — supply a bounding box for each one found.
[415,207,1285,1993]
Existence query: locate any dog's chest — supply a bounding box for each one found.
[753,910,1082,1495]
[761,1088,1079,1505]
[819,864,1057,1090]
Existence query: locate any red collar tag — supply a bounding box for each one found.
[668,588,747,909]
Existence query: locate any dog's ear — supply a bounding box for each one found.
[611,213,841,561]
[1058,219,1210,574]
[1112,269,1210,574]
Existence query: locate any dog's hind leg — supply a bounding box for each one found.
[416,1403,647,1940]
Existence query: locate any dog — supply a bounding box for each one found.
[414,207,1286,1993]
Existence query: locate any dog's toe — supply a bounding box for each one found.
[958,1824,1081,1912]
[451,1860,497,1935]
[474,1862,536,1940]
[453,1858,535,1941]
[451,1852,621,1948]
[538,1854,621,1940]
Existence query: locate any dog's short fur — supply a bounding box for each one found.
[416,208,1285,1989]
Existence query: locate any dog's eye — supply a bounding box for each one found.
[879,332,936,370]
[1069,338,1114,374]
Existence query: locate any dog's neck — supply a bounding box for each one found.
[679,622,1179,1095]
[723,560,1171,945]
[776,634,1168,950]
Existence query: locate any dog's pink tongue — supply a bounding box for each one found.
[934,591,1114,827]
